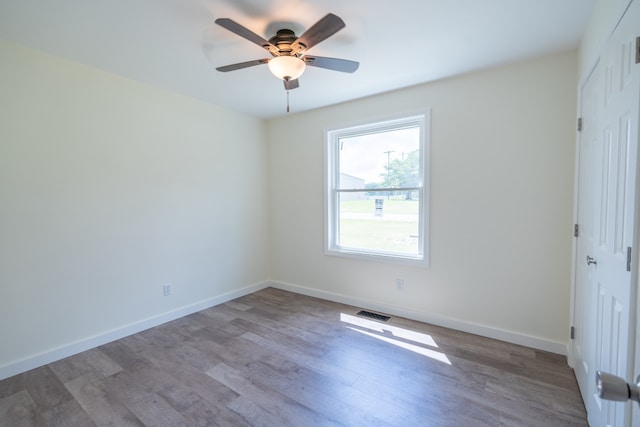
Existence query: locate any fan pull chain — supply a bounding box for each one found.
[286,90,290,113]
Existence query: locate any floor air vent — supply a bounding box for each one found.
[357,310,390,322]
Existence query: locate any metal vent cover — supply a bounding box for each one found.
[356,310,390,322]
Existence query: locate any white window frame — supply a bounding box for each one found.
[324,112,431,267]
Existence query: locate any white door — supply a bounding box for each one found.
[573,0,640,425]
[573,60,600,409]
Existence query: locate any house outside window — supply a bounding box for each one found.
[325,113,430,266]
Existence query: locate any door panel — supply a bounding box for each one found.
[573,1,640,425]
[573,63,600,407]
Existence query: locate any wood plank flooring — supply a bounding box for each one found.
[0,288,587,426]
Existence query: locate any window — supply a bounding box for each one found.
[325,113,430,266]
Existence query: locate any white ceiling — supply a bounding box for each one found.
[0,0,595,119]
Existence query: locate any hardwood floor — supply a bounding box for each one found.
[0,288,587,426]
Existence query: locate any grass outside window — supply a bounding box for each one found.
[339,199,420,254]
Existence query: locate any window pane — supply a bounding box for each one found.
[326,113,429,265]
[338,127,420,190]
[338,191,420,256]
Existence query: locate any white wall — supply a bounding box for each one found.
[0,39,269,377]
[267,51,578,352]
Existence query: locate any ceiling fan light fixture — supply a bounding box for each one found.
[268,56,306,81]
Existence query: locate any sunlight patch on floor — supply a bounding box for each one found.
[340,313,452,365]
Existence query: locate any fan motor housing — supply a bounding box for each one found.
[268,29,303,56]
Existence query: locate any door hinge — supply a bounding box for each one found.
[636,37,640,64]
[577,118,583,132]
[627,247,632,272]
[570,326,575,340]
[574,224,579,237]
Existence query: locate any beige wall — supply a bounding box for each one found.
[267,51,578,352]
[0,39,269,375]
[0,36,582,377]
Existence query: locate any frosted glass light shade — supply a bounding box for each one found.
[268,56,306,81]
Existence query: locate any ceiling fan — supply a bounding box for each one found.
[214,13,359,92]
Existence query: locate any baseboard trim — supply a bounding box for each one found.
[0,281,270,381]
[1,279,567,381]
[268,280,567,356]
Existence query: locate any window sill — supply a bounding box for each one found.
[325,247,430,268]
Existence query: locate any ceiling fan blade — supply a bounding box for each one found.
[216,58,269,72]
[290,13,345,55]
[215,18,279,55]
[304,56,359,73]
[283,79,299,90]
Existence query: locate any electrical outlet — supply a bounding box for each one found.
[395,278,405,290]
[163,284,172,296]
